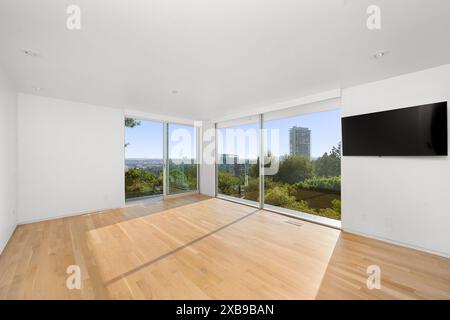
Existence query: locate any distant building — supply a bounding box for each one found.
[220,154,238,165]
[219,154,240,175]
[289,126,311,159]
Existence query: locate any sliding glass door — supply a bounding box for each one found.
[125,118,198,200]
[263,109,341,223]
[215,103,341,227]
[216,116,260,205]
[167,123,198,194]
[124,118,164,200]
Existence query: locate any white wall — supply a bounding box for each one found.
[0,67,17,253]
[341,64,450,257]
[200,64,450,257]
[199,121,216,197]
[11,65,450,257]
[17,94,125,223]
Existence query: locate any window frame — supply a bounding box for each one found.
[214,99,342,229]
[123,115,200,201]
[215,115,261,207]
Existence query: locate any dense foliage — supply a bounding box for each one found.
[125,168,163,199]
[124,117,198,198]
[168,162,198,193]
[294,176,340,194]
[313,142,341,177]
[274,155,313,184]
[125,163,198,199]
[218,143,342,220]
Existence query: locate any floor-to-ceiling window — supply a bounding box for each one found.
[125,118,199,200]
[215,101,341,227]
[124,118,164,200]
[167,123,198,194]
[263,109,341,224]
[216,116,260,205]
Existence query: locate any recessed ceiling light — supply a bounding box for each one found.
[171,90,178,94]
[23,49,39,57]
[372,51,388,59]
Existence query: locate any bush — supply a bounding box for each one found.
[218,171,242,196]
[294,176,340,193]
[331,199,341,214]
[125,168,163,198]
[169,169,189,190]
[244,176,260,201]
[217,167,342,220]
[265,184,341,220]
[265,186,297,207]
[246,177,259,193]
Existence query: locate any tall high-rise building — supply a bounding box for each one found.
[289,126,311,159]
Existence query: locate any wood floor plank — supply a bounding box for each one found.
[0,194,448,299]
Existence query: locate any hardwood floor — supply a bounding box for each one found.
[0,194,449,299]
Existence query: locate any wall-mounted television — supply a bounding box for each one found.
[342,102,447,156]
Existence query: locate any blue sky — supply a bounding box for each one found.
[218,109,341,159]
[265,109,341,158]
[125,120,196,159]
[126,109,341,159]
[125,120,163,158]
[168,123,196,159]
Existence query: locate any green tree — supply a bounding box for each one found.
[125,118,141,128]
[314,142,341,177]
[248,161,259,178]
[124,118,141,148]
[274,155,313,184]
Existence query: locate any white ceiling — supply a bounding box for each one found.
[0,0,449,120]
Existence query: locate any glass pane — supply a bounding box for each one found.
[263,109,341,221]
[217,121,259,204]
[168,123,197,194]
[124,118,163,200]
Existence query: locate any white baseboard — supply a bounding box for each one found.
[17,204,123,225]
[344,227,450,258]
[0,223,17,255]
[199,191,215,197]
[17,192,205,225]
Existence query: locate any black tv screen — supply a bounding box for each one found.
[342,102,447,156]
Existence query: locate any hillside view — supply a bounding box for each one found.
[218,143,341,220]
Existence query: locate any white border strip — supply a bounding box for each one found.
[344,227,450,258]
[264,204,341,229]
[217,194,260,208]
